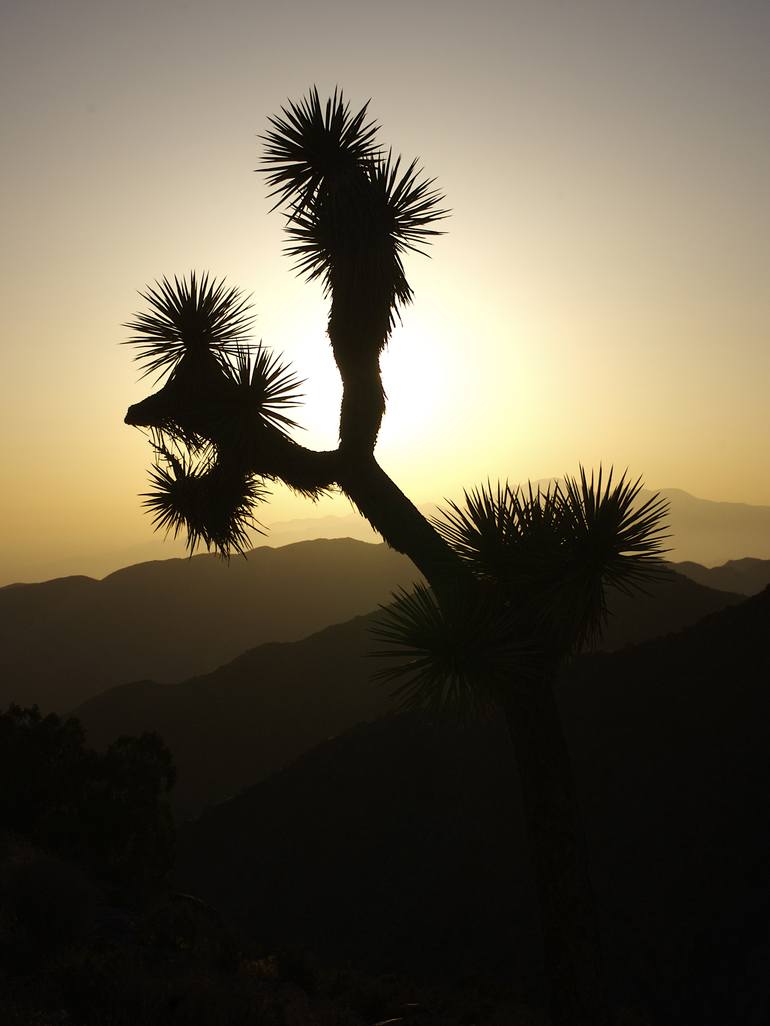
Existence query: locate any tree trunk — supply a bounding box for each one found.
[501,674,613,1026]
[338,456,467,591]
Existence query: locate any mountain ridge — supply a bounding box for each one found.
[0,538,420,711]
[670,556,770,596]
[4,486,770,586]
[76,570,745,818]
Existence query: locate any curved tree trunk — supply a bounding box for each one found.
[338,455,467,591]
[501,674,612,1026]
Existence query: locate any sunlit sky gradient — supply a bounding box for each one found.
[2,0,769,584]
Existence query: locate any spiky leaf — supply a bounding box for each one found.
[434,481,566,590]
[368,151,449,259]
[260,87,380,213]
[371,582,535,716]
[374,469,670,717]
[124,272,255,382]
[142,447,267,558]
[262,91,449,346]
[550,467,671,646]
[434,468,670,652]
[223,345,304,434]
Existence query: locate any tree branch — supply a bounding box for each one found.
[125,376,465,589]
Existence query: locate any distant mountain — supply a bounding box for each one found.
[0,535,191,588]
[260,512,382,548]
[175,586,770,1026]
[5,487,769,588]
[650,488,770,565]
[267,489,770,566]
[77,571,743,819]
[5,521,744,717]
[672,556,770,596]
[0,539,419,712]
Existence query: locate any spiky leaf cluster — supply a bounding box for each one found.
[559,467,670,593]
[125,273,310,554]
[373,468,670,711]
[223,346,304,435]
[124,272,255,382]
[438,468,669,650]
[261,89,448,344]
[371,582,535,716]
[437,481,567,593]
[262,87,381,213]
[142,447,267,558]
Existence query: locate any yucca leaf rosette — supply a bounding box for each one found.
[125,274,308,555]
[261,88,448,352]
[373,468,670,711]
[371,581,536,716]
[142,445,267,558]
[124,272,255,383]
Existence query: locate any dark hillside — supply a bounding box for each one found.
[78,617,394,817]
[0,539,418,711]
[2,535,746,718]
[176,588,770,1025]
[77,571,743,818]
[591,570,743,649]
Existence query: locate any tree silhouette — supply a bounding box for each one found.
[123,88,668,1025]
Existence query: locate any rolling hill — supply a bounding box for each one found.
[0,538,419,712]
[672,556,770,596]
[3,524,746,719]
[77,570,743,819]
[78,615,394,818]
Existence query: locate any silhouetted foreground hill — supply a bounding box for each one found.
[0,539,419,712]
[77,572,742,819]
[175,588,770,1026]
[78,617,394,818]
[673,556,770,596]
[589,569,742,649]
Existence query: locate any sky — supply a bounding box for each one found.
[1,0,769,584]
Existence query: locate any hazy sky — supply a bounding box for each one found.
[2,0,769,583]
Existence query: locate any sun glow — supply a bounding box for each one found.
[269,295,453,464]
[378,319,450,452]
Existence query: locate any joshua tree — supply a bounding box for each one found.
[123,88,667,1025]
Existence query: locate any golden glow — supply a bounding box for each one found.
[379,318,452,452]
[2,0,770,583]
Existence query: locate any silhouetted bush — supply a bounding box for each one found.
[139,892,241,970]
[0,704,175,894]
[0,835,98,967]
